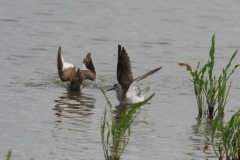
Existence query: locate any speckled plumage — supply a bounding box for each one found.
[106,45,162,104]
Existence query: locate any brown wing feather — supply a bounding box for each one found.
[117,45,134,90]
[82,53,96,81]
[57,47,79,82]
[57,47,63,72]
[57,47,86,90]
[76,68,85,82]
[58,67,76,82]
[57,46,72,82]
[59,67,85,84]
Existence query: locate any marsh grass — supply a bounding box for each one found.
[100,89,155,160]
[7,149,11,160]
[179,61,213,117]
[205,108,240,159]
[5,149,34,160]
[179,34,239,118]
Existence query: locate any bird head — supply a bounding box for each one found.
[80,82,84,89]
[106,84,122,92]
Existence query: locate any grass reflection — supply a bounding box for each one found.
[188,117,222,159]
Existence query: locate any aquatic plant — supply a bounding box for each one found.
[179,34,239,118]
[5,149,33,160]
[100,88,154,160]
[6,149,11,160]
[179,61,213,117]
[205,107,240,159]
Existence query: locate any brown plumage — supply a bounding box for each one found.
[82,53,96,81]
[57,47,96,90]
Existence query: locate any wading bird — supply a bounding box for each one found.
[57,47,96,90]
[106,45,161,104]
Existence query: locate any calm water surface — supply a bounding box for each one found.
[1,0,240,159]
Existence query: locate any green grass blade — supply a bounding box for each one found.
[211,106,224,158]
[208,33,215,82]
[101,106,108,160]
[100,89,155,160]
[225,49,238,71]
[6,149,11,160]
[227,64,240,81]
[128,93,155,111]
[100,88,114,118]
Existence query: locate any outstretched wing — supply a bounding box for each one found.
[133,67,161,83]
[117,45,134,90]
[127,67,162,93]
[82,53,96,81]
[57,47,76,82]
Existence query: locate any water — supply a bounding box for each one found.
[1,0,240,159]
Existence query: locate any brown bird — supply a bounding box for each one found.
[57,47,96,90]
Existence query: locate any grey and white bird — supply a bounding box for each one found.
[106,45,161,104]
[57,47,96,90]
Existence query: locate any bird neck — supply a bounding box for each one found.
[68,80,82,90]
[116,89,123,102]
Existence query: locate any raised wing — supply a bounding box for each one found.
[57,47,77,82]
[82,53,96,81]
[127,67,162,93]
[57,47,64,72]
[117,45,134,90]
[133,67,161,83]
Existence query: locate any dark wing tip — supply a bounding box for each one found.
[57,47,63,72]
[118,45,127,58]
[118,45,127,59]
[117,45,134,90]
[82,53,96,81]
[133,67,162,83]
[83,53,96,73]
[150,67,162,74]
[58,47,61,56]
[118,44,121,58]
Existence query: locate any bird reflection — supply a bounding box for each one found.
[114,103,129,123]
[52,90,96,154]
[114,103,141,125]
[53,90,96,118]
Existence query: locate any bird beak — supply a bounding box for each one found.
[106,88,114,92]
[81,82,84,86]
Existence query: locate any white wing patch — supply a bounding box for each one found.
[63,61,74,70]
[61,56,74,70]
[82,64,88,70]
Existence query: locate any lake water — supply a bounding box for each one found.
[1,0,240,159]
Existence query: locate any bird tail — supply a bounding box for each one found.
[139,86,150,97]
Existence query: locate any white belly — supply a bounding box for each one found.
[124,91,144,104]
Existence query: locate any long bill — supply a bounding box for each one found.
[105,88,114,92]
